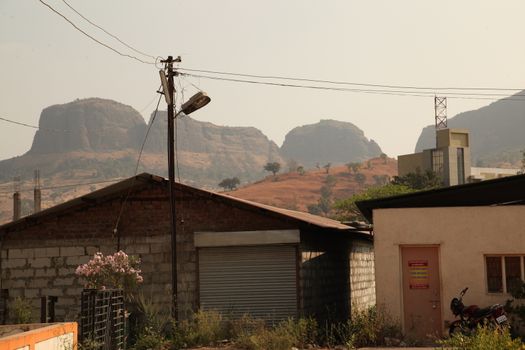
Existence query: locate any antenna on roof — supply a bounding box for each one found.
[434,96,447,147]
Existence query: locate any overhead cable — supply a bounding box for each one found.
[181,73,525,102]
[38,0,155,65]
[0,116,70,133]
[61,0,157,60]
[0,178,124,195]
[178,67,524,92]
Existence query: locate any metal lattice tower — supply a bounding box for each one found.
[434,96,447,130]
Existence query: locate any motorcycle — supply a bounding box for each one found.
[449,287,508,335]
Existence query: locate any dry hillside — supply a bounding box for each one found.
[225,157,398,213]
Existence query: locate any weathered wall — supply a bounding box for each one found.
[300,233,374,321]
[374,206,525,332]
[350,240,375,310]
[0,183,296,321]
[300,249,350,321]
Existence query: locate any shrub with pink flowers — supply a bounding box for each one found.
[75,251,143,293]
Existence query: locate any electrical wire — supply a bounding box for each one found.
[0,178,124,195]
[113,91,163,248]
[61,0,157,60]
[38,0,155,65]
[181,73,525,102]
[0,116,70,133]
[178,67,524,92]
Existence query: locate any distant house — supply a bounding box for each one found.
[0,173,375,323]
[356,174,525,340]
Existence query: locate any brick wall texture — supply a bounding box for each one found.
[0,180,374,322]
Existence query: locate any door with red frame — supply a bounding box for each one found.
[401,246,442,341]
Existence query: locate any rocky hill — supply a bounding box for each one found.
[415,92,525,167]
[0,98,388,224]
[0,98,284,187]
[281,119,383,169]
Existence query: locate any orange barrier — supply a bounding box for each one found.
[0,322,77,350]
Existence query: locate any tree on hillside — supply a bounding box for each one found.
[380,153,388,164]
[264,162,281,176]
[297,166,305,175]
[355,173,366,186]
[323,163,331,174]
[308,175,337,217]
[287,159,299,173]
[218,177,240,190]
[334,184,415,222]
[372,174,390,186]
[346,162,361,174]
[391,168,441,190]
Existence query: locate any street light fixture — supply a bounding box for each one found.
[179,91,211,116]
[159,56,211,319]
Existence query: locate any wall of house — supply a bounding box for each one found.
[300,234,374,321]
[350,240,375,311]
[373,206,525,332]
[0,183,296,321]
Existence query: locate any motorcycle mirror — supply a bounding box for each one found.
[461,287,468,296]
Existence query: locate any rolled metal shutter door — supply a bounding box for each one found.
[198,245,298,322]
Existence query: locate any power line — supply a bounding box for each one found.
[60,0,157,60]
[113,91,163,247]
[177,67,525,92]
[181,73,525,102]
[38,0,155,65]
[0,178,124,195]
[0,116,70,133]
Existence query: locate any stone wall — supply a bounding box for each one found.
[350,240,376,311]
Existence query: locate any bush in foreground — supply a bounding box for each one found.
[438,325,524,350]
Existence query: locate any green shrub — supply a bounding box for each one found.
[178,309,228,347]
[438,325,523,350]
[9,296,33,324]
[233,317,317,350]
[132,327,168,350]
[348,305,401,347]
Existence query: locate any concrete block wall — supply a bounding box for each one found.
[300,248,350,322]
[0,183,296,321]
[350,241,376,311]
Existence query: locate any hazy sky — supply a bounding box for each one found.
[1,0,524,161]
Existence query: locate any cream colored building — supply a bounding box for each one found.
[357,174,525,340]
[398,128,471,186]
[470,166,520,181]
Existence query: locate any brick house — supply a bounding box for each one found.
[0,173,374,322]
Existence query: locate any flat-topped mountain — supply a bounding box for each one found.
[29,98,144,154]
[281,119,383,168]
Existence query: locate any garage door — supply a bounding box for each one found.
[198,244,298,322]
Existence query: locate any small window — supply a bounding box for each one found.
[485,255,524,294]
[486,257,503,293]
[506,257,521,293]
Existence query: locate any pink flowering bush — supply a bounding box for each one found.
[76,251,143,293]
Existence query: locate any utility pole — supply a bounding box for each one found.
[160,55,181,319]
[159,55,209,320]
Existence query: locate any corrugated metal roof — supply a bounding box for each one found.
[0,173,354,232]
[356,173,525,223]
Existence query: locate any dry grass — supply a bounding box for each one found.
[226,157,397,212]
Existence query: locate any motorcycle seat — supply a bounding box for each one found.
[473,306,495,318]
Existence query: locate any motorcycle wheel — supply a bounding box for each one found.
[449,322,470,336]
